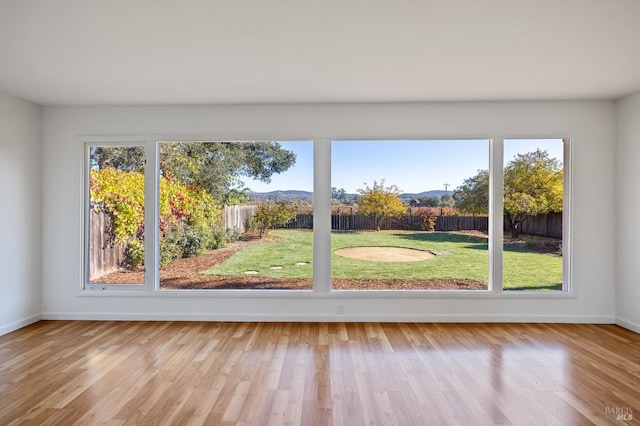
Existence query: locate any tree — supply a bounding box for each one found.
[90,146,145,172]
[453,149,562,238]
[504,149,562,238]
[416,195,440,207]
[356,180,406,231]
[440,194,455,207]
[160,141,296,203]
[92,141,296,203]
[331,187,348,204]
[454,170,490,215]
[252,203,299,238]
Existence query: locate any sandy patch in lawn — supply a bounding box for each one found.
[335,246,435,262]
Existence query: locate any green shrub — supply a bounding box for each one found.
[246,215,257,232]
[208,230,227,250]
[253,203,299,238]
[181,223,210,257]
[160,222,230,264]
[225,228,241,243]
[160,231,184,265]
[124,238,145,267]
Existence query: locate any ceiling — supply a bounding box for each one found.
[1,0,640,106]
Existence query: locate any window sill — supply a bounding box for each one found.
[78,288,576,299]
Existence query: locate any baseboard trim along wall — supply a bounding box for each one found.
[616,316,640,334]
[41,312,615,324]
[0,314,42,337]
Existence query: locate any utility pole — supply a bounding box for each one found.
[440,183,451,217]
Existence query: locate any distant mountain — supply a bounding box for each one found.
[339,190,449,201]
[399,190,448,200]
[248,190,313,202]
[248,189,450,202]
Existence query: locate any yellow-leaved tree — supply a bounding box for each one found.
[503,149,563,238]
[356,180,406,231]
[454,149,563,238]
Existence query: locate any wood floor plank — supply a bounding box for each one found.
[1,321,639,425]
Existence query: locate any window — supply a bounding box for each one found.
[502,139,567,291]
[156,141,313,290]
[330,140,490,291]
[83,137,570,294]
[85,145,146,286]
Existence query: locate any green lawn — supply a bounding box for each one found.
[203,229,563,290]
[503,248,563,290]
[204,230,314,279]
[330,231,489,283]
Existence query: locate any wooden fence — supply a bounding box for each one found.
[435,215,489,232]
[222,205,257,233]
[506,212,562,238]
[329,214,489,232]
[281,213,561,236]
[281,214,489,232]
[89,209,126,280]
[281,214,314,229]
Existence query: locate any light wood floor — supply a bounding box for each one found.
[1,322,639,425]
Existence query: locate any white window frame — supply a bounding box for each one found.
[329,138,493,292]
[82,140,156,292]
[80,136,572,297]
[497,137,571,293]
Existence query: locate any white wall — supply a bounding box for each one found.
[0,91,42,335]
[616,92,640,333]
[41,101,617,322]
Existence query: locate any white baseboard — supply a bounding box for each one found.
[41,312,615,324]
[0,314,41,336]
[616,316,640,334]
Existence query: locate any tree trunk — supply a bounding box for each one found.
[510,222,520,238]
[505,214,521,238]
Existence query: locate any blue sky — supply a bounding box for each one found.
[245,139,564,194]
[244,141,314,192]
[504,139,564,168]
[332,140,489,194]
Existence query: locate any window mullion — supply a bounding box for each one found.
[314,139,331,294]
[562,138,571,292]
[489,138,504,293]
[144,140,158,291]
